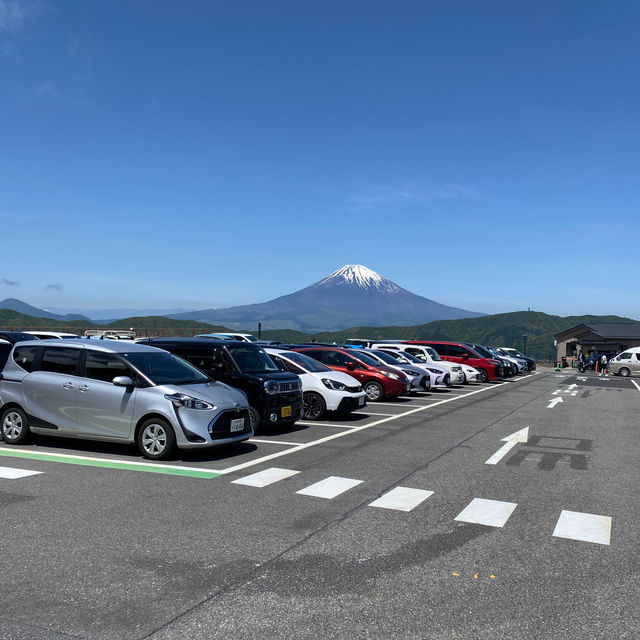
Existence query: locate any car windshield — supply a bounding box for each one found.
[424,347,442,361]
[370,350,400,365]
[470,344,492,358]
[396,351,422,363]
[506,348,526,358]
[227,345,279,373]
[352,352,381,367]
[124,352,209,385]
[283,351,331,373]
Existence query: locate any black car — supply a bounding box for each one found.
[579,353,610,372]
[136,338,303,431]
[465,343,515,377]
[0,331,37,370]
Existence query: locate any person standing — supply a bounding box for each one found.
[577,351,584,373]
[600,353,608,375]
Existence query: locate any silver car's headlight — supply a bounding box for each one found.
[264,380,280,395]
[402,369,417,377]
[164,393,215,410]
[426,368,441,374]
[322,378,347,391]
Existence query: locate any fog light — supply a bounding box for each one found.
[270,413,278,423]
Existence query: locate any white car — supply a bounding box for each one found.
[196,332,258,343]
[373,348,452,389]
[371,343,466,385]
[265,348,367,420]
[28,331,81,340]
[458,362,482,383]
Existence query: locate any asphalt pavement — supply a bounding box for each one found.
[0,367,638,639]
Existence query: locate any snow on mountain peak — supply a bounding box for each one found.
[319,265,400,292]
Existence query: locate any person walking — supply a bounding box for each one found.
[577,351,584,373]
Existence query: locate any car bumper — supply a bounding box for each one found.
[336,394,367,412]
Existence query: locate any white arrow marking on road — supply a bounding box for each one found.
[552,389,578,396]
[568,384,578,389]
[547,397,563,409]
[485,427,530,465]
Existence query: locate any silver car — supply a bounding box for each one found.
[0,340,252,459]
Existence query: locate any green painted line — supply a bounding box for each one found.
[0,449,220,479]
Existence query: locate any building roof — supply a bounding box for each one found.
[556,322,640,340]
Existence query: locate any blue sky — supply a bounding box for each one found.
[1,0,639,319]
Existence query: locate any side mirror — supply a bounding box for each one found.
[346,361,356,371]
[462,354,469,361]
[112,376,133,387]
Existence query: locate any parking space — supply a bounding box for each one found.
[2,367,638,640]
[0,378,537,480]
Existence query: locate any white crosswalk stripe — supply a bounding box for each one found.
[232,467,300,487]
[368,487,434,512]
[296,476,363,499]
[552,510,612,545]
[0,466,42,479]
[454,498,518,528]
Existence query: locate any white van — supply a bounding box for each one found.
[607,347,640,377]
[371,343,466,384]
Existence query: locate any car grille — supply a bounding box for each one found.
[346,385,362,393]
[278,381,300,392]
[209,409,252,439]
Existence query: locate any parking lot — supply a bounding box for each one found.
[1,367,639,639]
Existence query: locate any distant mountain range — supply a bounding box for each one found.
[169,265,485,331]
[0,298,89,322]
[1,265,484,331]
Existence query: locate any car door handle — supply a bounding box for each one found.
[62,382,74,390]
[78,385,90,392]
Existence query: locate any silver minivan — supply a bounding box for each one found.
[0,340,252,459]
[607,347,640,377]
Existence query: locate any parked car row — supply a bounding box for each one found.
[0,329,540,463]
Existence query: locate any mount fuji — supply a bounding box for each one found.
[169,265,484,332]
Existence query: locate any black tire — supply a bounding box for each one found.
[478,369,489,383]
[248,406,262,433]
[303,392,327,420]
[619,367,631,377]
[1,407,31,444]
[363,381,385,402]
[137,417,176,460]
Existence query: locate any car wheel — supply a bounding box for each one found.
[248,406,262,433]
[303,392,327,420]
[137,418,175,460]
[363,381,384,401]
[478,369,489,383]
[619,367,631,377]
[1,407,31,444]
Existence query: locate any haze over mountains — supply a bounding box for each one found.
[1,265,484,331]
[169,265,484,331]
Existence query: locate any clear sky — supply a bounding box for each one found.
[1,0,639,319]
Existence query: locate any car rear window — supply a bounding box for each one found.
[12,346,40,372]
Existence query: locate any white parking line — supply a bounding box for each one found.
[454,498,518,528]
[369,487,434,512]
[248,439,301,446]
[232,467,300,487]
[297,476,363,499]
[215,382,509,475]
[631,380,640,392]
[552,510,611,545]
[295,421,356,428]
[0,466,42,479]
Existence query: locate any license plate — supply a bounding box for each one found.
[230,418,245,432]
[281,406,292,418]
[358,396,365,406]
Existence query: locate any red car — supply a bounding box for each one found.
[292,347,411,401]
[406,340,505,382]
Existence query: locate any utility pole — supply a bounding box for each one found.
[522,333,527,355]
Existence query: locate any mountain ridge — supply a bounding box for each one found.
[169,264,485,331]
